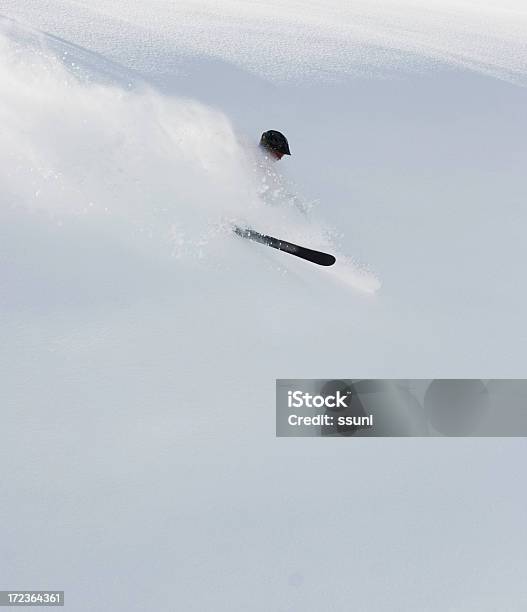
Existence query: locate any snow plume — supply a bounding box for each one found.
[0,27,260,260]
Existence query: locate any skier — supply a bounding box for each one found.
[256,129,311,213]
[234,129,335,265]
[259,130,291,161]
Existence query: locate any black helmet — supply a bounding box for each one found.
[260,130,291,155]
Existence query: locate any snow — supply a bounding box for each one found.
[1,4,527,611]
[3,1,527,82]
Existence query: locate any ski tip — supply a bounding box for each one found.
[322,255,337,266]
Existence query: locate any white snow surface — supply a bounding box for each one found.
[3,0,527,82]
[1,3,527,611]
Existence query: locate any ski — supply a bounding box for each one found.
[234,226,336,267]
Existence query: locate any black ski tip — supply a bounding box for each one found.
[319,253,337,266]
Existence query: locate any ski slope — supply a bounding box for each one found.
[1,3,527,611]
[3,0,527,83]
